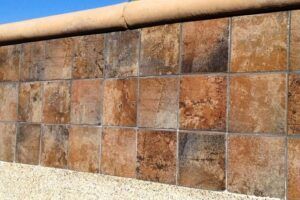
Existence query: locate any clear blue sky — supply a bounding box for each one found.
[0,0,127,24]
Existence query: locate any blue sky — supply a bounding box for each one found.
[0,0,127,24]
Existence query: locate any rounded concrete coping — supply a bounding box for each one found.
[0,0,300,43]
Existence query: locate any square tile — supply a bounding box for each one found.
[137,129,176,184]
[16,124,41,165]
[139,77,178,129]
[231,12,288,72]
[0,123,16,162]
[288,138,300,199]
[68,126,100,173]
[105,30,139,78]
[178,132,225,190]
[140,24,180,76]
[103,78,137,126]
[101,127,136,178]
[182,18,229,73]
[0,83,18,121]
[288,74,300,134]
[291,10,300,71]
[0,45,21,81]
[179,75,227,131]
[71,79,102,125]
[40,125,69,169]
[229,74,286,134]
[45,38,74,59]
[228,135,285,198]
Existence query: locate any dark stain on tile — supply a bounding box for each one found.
[288,74,300,135]
[0,123,16,162]
[0,83,18,121]
[0,45,21,81]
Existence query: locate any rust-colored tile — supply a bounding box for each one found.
[16,124,41,165]
[288,138,300,199]
[103,78,137,126]
[41,125,69,169]
[18,82,42,122]
[229,74,286,134]
[231,12,288,72]
[288,74,300,135]
[178,132,225,190]
[0,83,18,121]
[140,24,180,76]
[179,75,227,131]
[182,18,229,73]
[42,57,72,80]
[228,135,285,198]
[22,41,45,62]
[71,79,102,125]
[105,30,139,78]
[0,45,21,81]
[43,81,71,124]
[137,129,176,184]
[101,127,136,178]
[45,38,74,59]
[291,10,300,70]
[139,77,178,129]
[68,126,100,173]
[0,123,16,162]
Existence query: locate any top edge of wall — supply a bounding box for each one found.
[1,0,300,44]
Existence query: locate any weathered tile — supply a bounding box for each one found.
[139,77,178,129]
[228,135,285,198]
[41,57,72,80]
[137,129,176,184]
[0,83,18,121]
[229,74,286,134]
[288,138,300,199]
[182,18,229,73]
[45,38,74,59]
[16,124,41,165]
[41,125,69,169]
[68,126,100,173]
[22,41,45,62]
[179,75,227,131]
[140,24,180,76]
[101,127,136,178]
[291,10,300,70]
[103,78,137,126]
[231,12,288,72]
[43,81,71,124]
[105,30,139,78]
[0,123,16,162]
[0,45,21,81]
[178,132,225,190]
[71,79,102,125]
[288,74,300,134]
[18,82,42,122]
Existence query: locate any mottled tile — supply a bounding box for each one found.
[140,24,180,76]
[179,75,227,131]
[0,123,16,162]
[231,12,287,72]
[41,57,72,80]
[18,82,42,122]
[105,30,139,78]
[228,135,285,198]
[288,74,300,135]
[291,10,300,70]
[103,78,137,126]
[16,124,41,165]
[178,132,225,190]
[22,41,45,62]
[43,81,71,124]
[182,18,229,73]
[0,45,21,81]
[229,74,286,134]
[0,83,18,121]
[45,38,74,59]
[41,125,69,169]
[68,126,100,173]
[101,127,136,178]
[288,138,300,199]
[137,129,176,184]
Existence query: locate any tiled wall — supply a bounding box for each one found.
[0,10,300,200]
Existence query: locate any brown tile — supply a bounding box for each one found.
[0,83,18,121]
[288,138,300,199]
[68,126,100,173]
[45,38,74,59]
[71,79,102,125]
[228,135,285,198]
[41,125,69,169]
[22,41,45,63]
[139,77,178,129]
[101,127,136,178]
[0,45,20,81]
[179,75,226,131]
[288,74,300,134]
[140,24,180,76]
[43,81,71,124]
[105,30,139,78]
[16,124,41,165]
[178,132,225,190]
[229,74,286,134]
[41,57,72,80]
[291,10,300,71]
[0,123,16,162]
[137,129,176,184]
[231,12,288,72]
[182,18,229,73]
[18,82,42,122]
[103,78,137,126]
